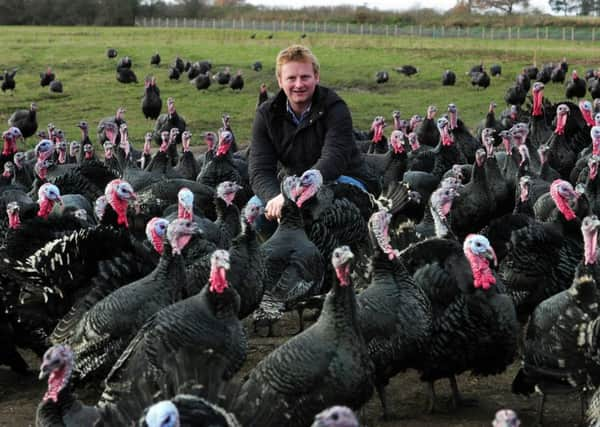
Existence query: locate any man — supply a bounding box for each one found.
[249,44,378,222]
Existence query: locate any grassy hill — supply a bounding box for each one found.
[1,26,600,150]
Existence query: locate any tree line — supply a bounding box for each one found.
[0,0,599,26]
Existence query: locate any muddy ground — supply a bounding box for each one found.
[0,312,587,427]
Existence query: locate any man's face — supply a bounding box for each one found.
[277,61,319,112]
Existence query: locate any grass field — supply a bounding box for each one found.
[1,26,600,150]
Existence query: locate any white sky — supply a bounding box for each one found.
[244,0,553,14]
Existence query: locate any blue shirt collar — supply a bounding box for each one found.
[286,100,312,126]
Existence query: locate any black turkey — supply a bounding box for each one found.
[257,83,269,109]
[401,235,519,412]
[49,80,63,93]
[192,72,211,90]
[252,61,262,71]
[229,70,243,91]
[471,71,490,89]
[138,396,241,427]
[106,48,117,58]
[395,65,418,76]
[234,246,374,427]
[8,102,38,139]
[40,67,55,87]
[153,97,186,156]
[565,69,587,100]
[213,67,231,85]
[512,215,600,426]
[1,69,17,93]
[490,64,502,76]
[375,71,389,84]
[150,52,161,66]
[100,250,246,424]
[97,107,126,145]
[357,208,432,419]
[168,66,180,81]
[141,76,162,120]
[442,69,456,86]
[117,68,137,84]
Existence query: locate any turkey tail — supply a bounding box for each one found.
[511,367,536,395]
[376,181,413,216]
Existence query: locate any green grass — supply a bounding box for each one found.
[1,26,600,150]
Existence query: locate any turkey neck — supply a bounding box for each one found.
[154,241,187,299]
[215,198,241,237]
[382,150,407,185]
[321,278,361,337]
[278,199,304,229]
[206,285,241,319]
[432,144,461,180]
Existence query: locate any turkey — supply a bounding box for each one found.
[173,131,199,181]
[116,56,132,71]
[99,250,246,425]
[213,67,231,85]
[1,68,17,93]
[355,116,388,154]
[442,70,456,86]
[257,83,269,109]
[528,82,552,149]
[551,64,566,83]
[141,76,162,120]
[357,208,432,419]
[447,103,479,164]
[512,215,600,426]
[415,105,440,148]
[150,52,161,66]
[153,97,187,164]
[375,71,389,84]
[106,48,117,58]
[49,80,63,93]
[362,130,408,191]
[229,70,244,91]
[8,102,38,139]
[64,218,198,381]
[192,72,211,90]
[253,176,325,336]
[566,69,587,100]
[40,67,55,87]
[168,66,180,81]
[504,74,527,106]
[401,234,519,412]
[234,246,374,427]
[116,67,137,84]
[252,61,262,71]
[490,64,502,76]
[499,179,586,323]
[36,344,100,427]
[97,107,126,145]
[395,65,418,76]
[173,56,185,73]
[471,70,490,89]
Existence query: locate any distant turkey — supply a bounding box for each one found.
[252,61,262,71]
[395,65,418,76]
[150,52,161,66]
[141,76,162,120]
[106,48,117,58]
[213,67,231,85]
[49,80,63,93]
[490,64,502,76]
[565,69,586,100]
[375,71,389,84]
[40,67,55,87]
[442,70,456,86]
[1,68,17,93]
[230,70,244,91]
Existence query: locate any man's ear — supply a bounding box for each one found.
[315,73,320,84]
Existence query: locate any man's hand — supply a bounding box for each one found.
[265,193,285,220]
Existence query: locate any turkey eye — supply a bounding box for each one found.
[331,413,339,420]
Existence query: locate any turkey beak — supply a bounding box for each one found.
[486,247,498,267]
[39,363,52,380]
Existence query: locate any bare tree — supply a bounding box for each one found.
[472,0,529,14]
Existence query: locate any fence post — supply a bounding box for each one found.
[166,17,169,27]
[346,23,349,34]
[517,27,520,39]
[419,25,422,37]
[212,19,216,29]
[482,27,485,39]
[571,27,575,41]
[466,27,470,37]
[394,25,398,36]
[281,20,285,32]
[195,18,198,28]
[324,21,327,33]
[432,25,435,38]
[562,27,566,40]
[508,27,511,39]
[293,21,296,31]
[593,27,596,41]
[315,21,318,33]
[302,20,305,32]
[370,24,373,35]
[360,24,364,35]
[457,27,460,37]
[386,25,388,37]
[490,27,493,40]
[441,26,445,37]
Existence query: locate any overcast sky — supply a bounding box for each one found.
[244,0,553,14]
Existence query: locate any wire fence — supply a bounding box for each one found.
[135,16,600,42]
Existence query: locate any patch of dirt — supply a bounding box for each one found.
[0,312,586,427]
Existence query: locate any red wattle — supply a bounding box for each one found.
[465,250,496,290]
